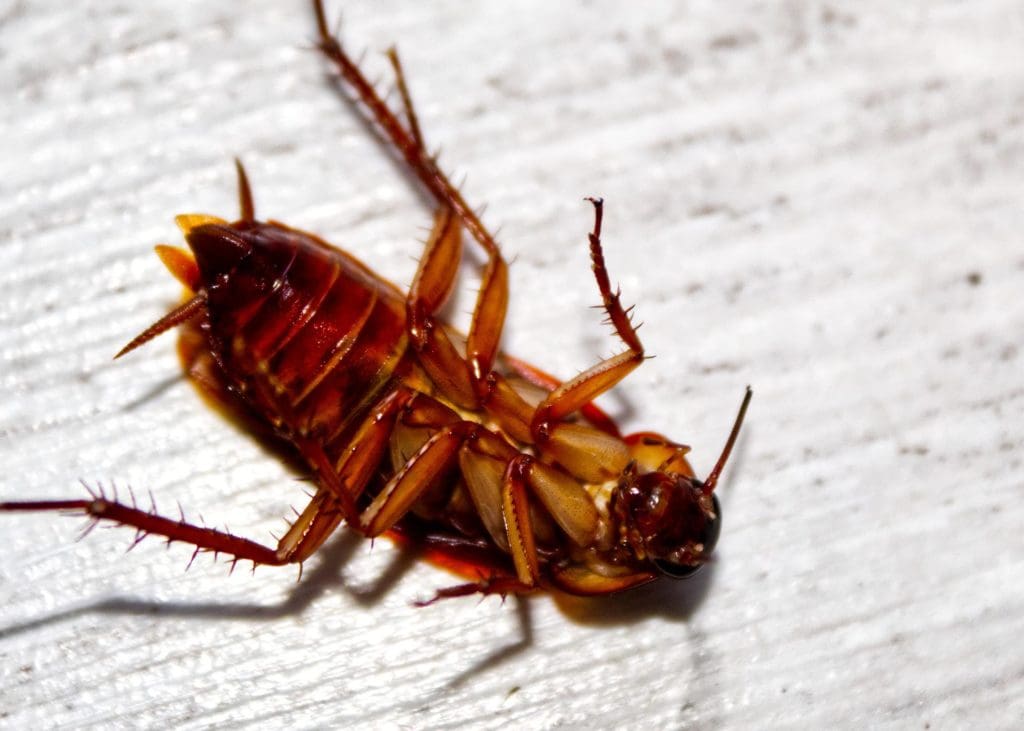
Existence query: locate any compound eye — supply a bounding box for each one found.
[653,559,702,578]
[651,494,723,579]
[702,493,722,554]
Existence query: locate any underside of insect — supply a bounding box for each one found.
[1,0,751,602]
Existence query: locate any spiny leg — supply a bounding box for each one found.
[284,384,423,538]
[379,57,512,408]
[374,40,511,395]
[272,387,421,561]
[385,47,425,152]
[24,383,421,574]
[0,383,420,569]
[501,455,541,586]
[358,394,519,538]
[414,575,536,606]
[313,2,527,430]
[312,0,502,258]
[275,488,344,564]
[531,198,645,441]
[406,203,534,443]
[359,419,545,592]
[0,484,341,570]
[503,355,622,437]
[405,206,475,407]
[361,420,481,536]
[420,451,605,601]
[331,387,417,502]
[361,392,601,580]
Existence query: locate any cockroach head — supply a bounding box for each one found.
[615,387,751,578]
[612,464,721,579]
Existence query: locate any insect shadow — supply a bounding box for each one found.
[0,526,428,644]
[0,522,712,641]
[0,528,709,640]
[0,508,715,693]
[0,527,535,688]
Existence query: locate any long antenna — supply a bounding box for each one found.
[703,387,752,494]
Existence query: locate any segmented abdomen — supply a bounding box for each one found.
[203,222,413,460]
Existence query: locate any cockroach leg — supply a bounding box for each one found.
[385,47,426,153]
[376,74,512,410]
[1,390,429,568]
[332,387,417,502]
[531,198,645,440]
[414,575,536,606]
[501,455,541,586]
[314,1,524,421]
[1,479,364,569]
[288,387,428,536]
[464,243,511,403]
[405,205,523,430]
[406,206,475,407]
[276,489,346,563]
[360,383,540,548]
[237,362,363,525]
[313,1,499,254]
[1,490,287,568]
[504,355,622,437]
[362,420,481,536]
[381,36,512,402]
[358,390,524,539]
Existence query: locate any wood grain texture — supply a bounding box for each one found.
[2,1,1022,728]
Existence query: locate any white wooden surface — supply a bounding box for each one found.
[2,1,1022,728]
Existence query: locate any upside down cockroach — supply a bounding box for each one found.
[1,0,751,601]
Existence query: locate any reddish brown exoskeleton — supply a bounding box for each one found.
[1,1,751,601]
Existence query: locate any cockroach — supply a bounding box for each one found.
[1,1,751,602]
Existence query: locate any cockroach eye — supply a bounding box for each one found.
[702,493,723,554]
[652,494,722,579]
